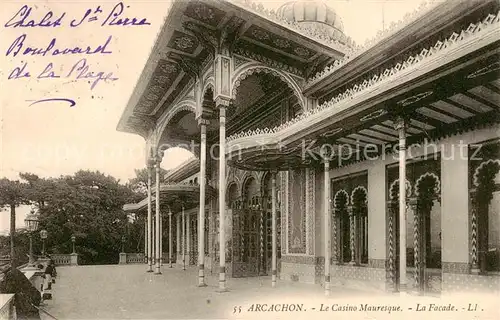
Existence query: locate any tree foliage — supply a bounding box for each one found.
[128,167,169,196]
[0,178,29,266]
[33,170,142,264]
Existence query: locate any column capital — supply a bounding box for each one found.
[347,205,353,215]
[408,197,418,210]
[198,118,211,127]
[146,157,155,169]
[393,114,410,131]
[154,150,164,166]
[215,97,231,108]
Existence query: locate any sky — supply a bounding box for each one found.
[0,0,429,233]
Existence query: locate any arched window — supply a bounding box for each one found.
[470,141,500,272]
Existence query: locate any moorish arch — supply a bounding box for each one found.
[155,99,197,147]
[226,182,240,208]
[226,167,242,193]
[472,159,500,273]
[201,76,215,103]
[241,173,260,205]
[231,63,306,110]
[333,189,350,263]
[388,179,413,201]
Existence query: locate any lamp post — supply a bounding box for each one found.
[121,235,126,253]
[40,229,48,257]
[24,210,40,267]
[71,235,76,254]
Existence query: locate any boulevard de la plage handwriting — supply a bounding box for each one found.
[4,2,151,107]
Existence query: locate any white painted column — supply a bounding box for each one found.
[144,217,147,264]
[155,156,162,275]
[198,119,208,286]
[160,211,163,266]
[395,116,408,293]
[218,106,228,291]
[169,210,173,268]
[176,214,181,264]
[147,161,153,273]
[187,214,191,265]
[324,160,331,295]
[152,217,155,266]
[271,171,278,288]
[182,206,186,270]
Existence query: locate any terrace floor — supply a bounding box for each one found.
[39,264,499,320]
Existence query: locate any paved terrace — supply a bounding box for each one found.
[41,265,499,320]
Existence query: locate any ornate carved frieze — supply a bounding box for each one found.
[136,60,180,115]
[305,0,444,85]
[244,25,314,60]
[167,52,201,80]
[233,55,251,70]
[167,30,200,55]
[183,16,246,56]
[184,1,226,27]
[233,43,303,76]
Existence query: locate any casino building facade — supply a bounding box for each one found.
[119,0,500,295]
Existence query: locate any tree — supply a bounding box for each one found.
[0,178,29,267]
[32,170,142,264]
[19,172,54,211]
[128,167,169,196]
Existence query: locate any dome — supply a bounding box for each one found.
[277,0,348,44]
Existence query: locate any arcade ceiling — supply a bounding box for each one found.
[117,0,349,139]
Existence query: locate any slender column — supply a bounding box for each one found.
[395,116,408,293]
[323,160,331,295]
[187,214,191,265]
[152,217,155,266]
[160,211,163,266]
[198,120,208,286]
[169,210,173,268]
[147,161,154,272]
[271,171,278,287]
[410,198,423,293]
[218,105,228,292]
[176,215,181,263]
[348,206,356,264]
[182,206,186,270]
[155,155,162,274]
[144,218,147,264]
[332,209,338,263]
[471,199,480,273]
[388,202,396,290]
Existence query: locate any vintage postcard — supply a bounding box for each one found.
[0,0,499,319]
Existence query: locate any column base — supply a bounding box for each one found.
[216,286,229,293]
[398,283,408,296]
[154,272,162,275]
[147,269,154,273]
[198,282,208,287]
[471,267,480,274]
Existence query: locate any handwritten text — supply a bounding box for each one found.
[5,2,151,28]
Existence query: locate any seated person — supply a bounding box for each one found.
[0,266,41,320]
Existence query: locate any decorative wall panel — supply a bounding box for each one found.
[306,168,315,255]
[288,169,307,254]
